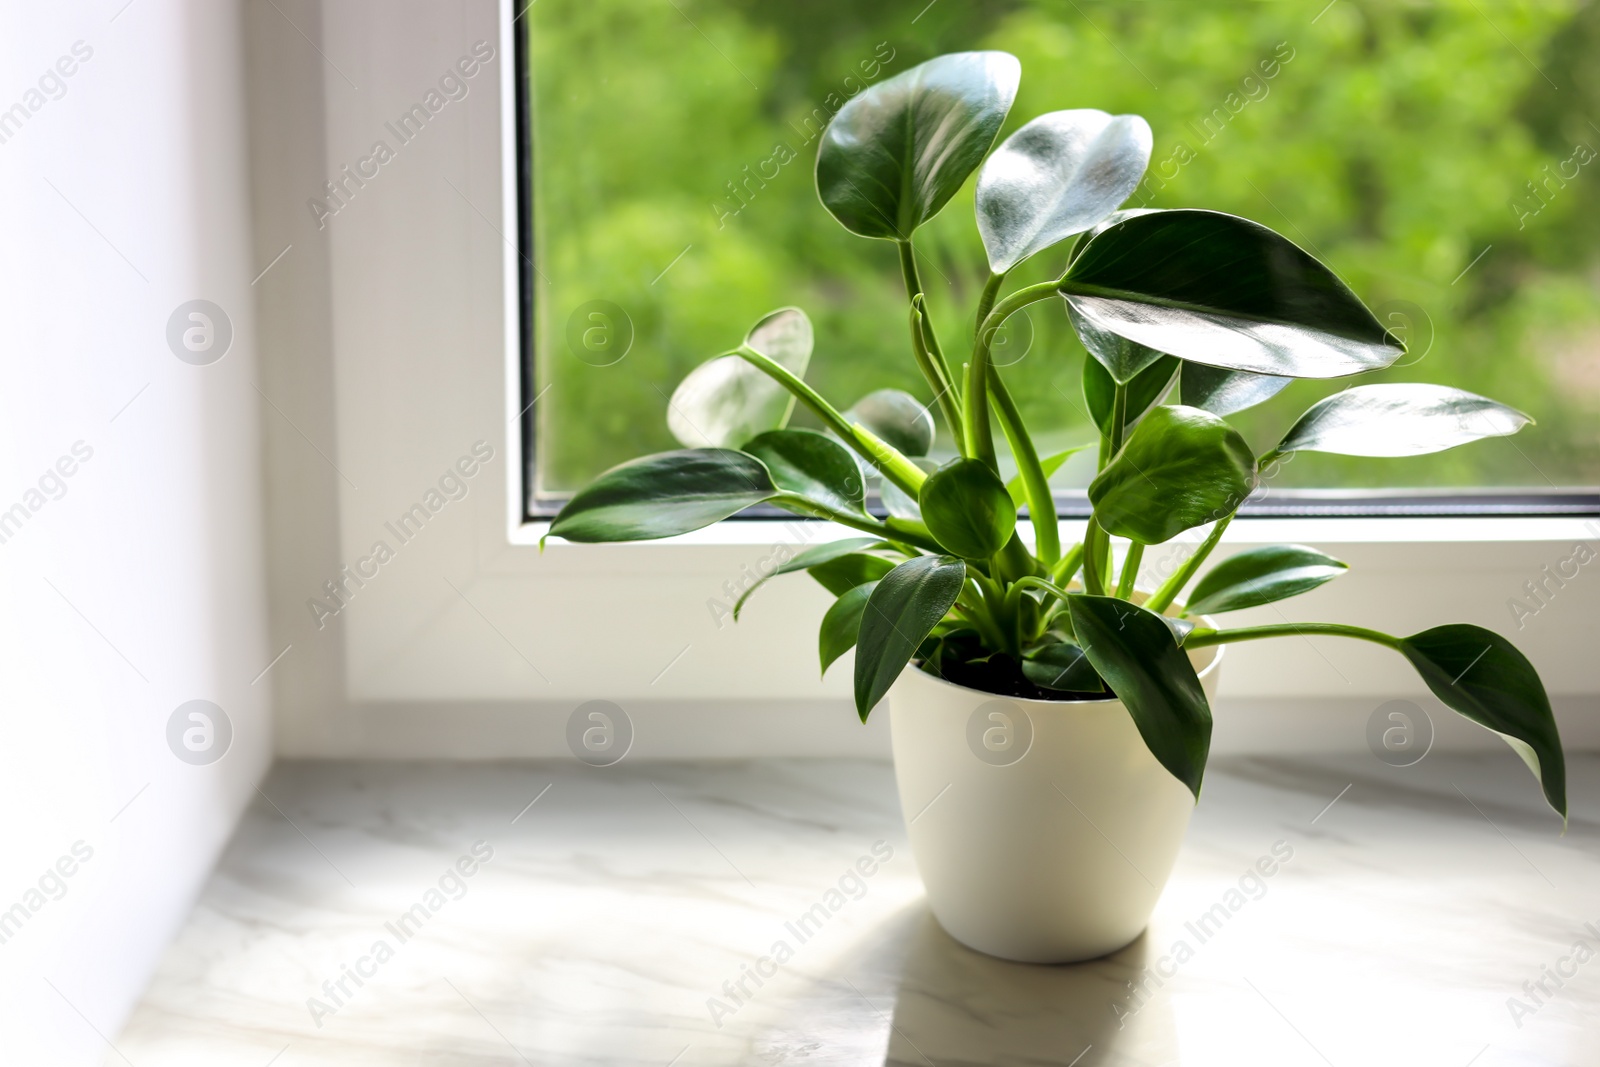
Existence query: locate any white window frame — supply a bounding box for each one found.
[304,0,1599,757]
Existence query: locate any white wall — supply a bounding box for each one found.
[0,2,270,1062]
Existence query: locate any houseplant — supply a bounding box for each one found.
[547,51,1566,960]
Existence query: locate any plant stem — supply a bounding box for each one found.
[909,298,966,456]
[987,366,1061,564]
[1116,541,1144,599]
[734,346,926,499]
[968,281,1061,476]
[1146,513,1233,615]
[769,493,944,554]
[974,271,1004,341]
[898,241,961,400]
[1184,622,1400,651]
[1081,518,1107,595]
[1108,380,1129,457]
[1052,543,1084,585]
[1012,575,1073,605]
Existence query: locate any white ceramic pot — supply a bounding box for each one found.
[888,639,1224,963]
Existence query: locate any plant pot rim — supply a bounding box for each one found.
[904,608,1225,707]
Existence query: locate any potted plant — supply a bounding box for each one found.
[546,51,1566,962]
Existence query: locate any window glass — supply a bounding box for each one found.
[526,1,1600,498]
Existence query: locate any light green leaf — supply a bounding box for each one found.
[919,458,1016,560]
[1089,406,1256,545]
[666,308,812,448]
[1276,384,1531,457]
[976,109,1153,273]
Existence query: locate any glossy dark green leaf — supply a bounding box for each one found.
[975,109,1153,274]
[808,553,896,597]
[819,582,877,676]
[1185,544,1348,615]
[1068,595,1212,798]
[1022,640,1106,694]
[549,449,774,543]
[919,458,1017,559]
[817,51,1020,240]
[1397,625,1565,819]
[847,389,935,457]
[1275,384,1532,457]
[667,308,812,448]
[732,537,886,621]
[855,555,967,720]
[1089,406,1256,545]
[1180,362,1292,417]
[1060,210,1402,378]
[1067,302,1169,385]
[1006,445,1089,508]
[742,429,865,515]
[1083,352,1179,436]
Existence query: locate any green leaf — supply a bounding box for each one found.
[879,456,938,521]
[855,555,967,720]
[1068,595,1212,797]
[732,537,886,621]
[1083,351,1179,436]
[667,308,812,448]
[1060,209,1403,378]
[549,449,774,543]
[1275,384,1532,457]
[742,429,865,514]
[817,51,1020,240]
[1397,625,1566,819]
[1068,302,1169,385]
[1185,544,1349,616]
[819,582,877,676]
[1022,640,1106,694]
[975,109,1152,274]
[847,389,935,457]
[1180,362,1291,417]
[919,458,1017,560]
[808,553,896,597]
[1006,445,1088,508]
[1089,406,1256,545]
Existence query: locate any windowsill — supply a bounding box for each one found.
[514,513,1600,549]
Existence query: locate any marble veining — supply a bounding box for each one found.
[108,754,1600,1066]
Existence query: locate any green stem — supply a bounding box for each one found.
[1116,541,1144,599]
[734,346,926,499]
[898,241,960,400]
[1108,381,1129,458]
[1185,622,1400,651]
[974,271,1005,341]
[769,492,944,554]
[968,280,1061,475]
[909,298,966,456]
[987,366,1060,564]
[1082,518,1107,595]
[1146,512,1234,615]
[1052,543,1084,586]
[955,584,1008,651]
[1012,575,1073,605]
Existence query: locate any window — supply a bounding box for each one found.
[517,0,1600,521]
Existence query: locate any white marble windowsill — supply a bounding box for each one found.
[112,754,1599,1066]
